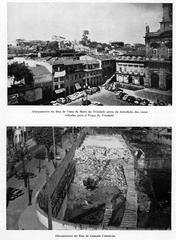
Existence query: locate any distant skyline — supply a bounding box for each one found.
[8,2,163,44]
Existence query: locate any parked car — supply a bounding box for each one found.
[96,86,101,92]
[111,84,117,91]
[104,85,108,90]
[116,91,125,99]
[126,96,136,104]
[52,102,62,106]
[148,101,155,106]
[121,93,128,101]
[50,100,57,105]
[57,97,67,104]
[82,99,91,105]
[134,98,142,105]
[86,89,93,95]
[140,99,150,106]
[108,85,113,91]
[91,87,98,93]
[115,89,123,95]
[158,101,167,106]
[91,101,103,106]
[65,97,71,103]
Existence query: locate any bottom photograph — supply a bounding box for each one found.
[7,127,171,230]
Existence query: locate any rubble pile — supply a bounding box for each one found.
[73,143,130,193]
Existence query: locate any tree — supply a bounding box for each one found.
[8,62,34,86]
[7,127,14,145]
[80,30,90,46]
[32,127,63,169]
[48,41,58,51]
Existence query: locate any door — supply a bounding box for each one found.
[151,73,159,88]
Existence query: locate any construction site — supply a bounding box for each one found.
[34,127,171,230]
[8,127,171,230]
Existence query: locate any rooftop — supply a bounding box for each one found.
[29,65,52,83]
[48,57,83,66]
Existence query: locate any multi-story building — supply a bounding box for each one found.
[52,59,84,96]
[96,56,116,83]
[116,52,145,85]
[82,60,102,87]
[51,56,104,97]
[146,127,171,146]
[80,54,116,84]
[145,3,172,90]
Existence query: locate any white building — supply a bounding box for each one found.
[116,53,145,86]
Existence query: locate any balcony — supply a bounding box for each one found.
[54,70,66,78]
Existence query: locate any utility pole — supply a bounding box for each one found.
[52,127,56,162]
[22,126,32,203]
[21,142,27,188]
[52,127,57,169]
[45,149,53,230]
[27,173,32,205]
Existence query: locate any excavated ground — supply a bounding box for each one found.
[64,134,133,226]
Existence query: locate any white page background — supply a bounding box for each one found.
[0,0,176,239]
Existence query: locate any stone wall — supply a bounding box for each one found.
[37,129,86,219]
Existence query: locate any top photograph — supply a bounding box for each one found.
[7,2,172,106]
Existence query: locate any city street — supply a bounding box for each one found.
[67,88,130,106]
[6,144,48,229]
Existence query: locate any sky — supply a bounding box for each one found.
[7,2,163,44]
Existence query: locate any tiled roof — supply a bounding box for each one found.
[47,57,83,66]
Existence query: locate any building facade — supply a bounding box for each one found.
[52,57,104,97]
[146,127,171,146]
[116,53,145,85]
[80,54,115,84]
[52,59,84,96]
[82,60,102,87]
[145,3,172,90]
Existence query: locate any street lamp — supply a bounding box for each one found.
[45,150,53,230]
[21,127,33,205]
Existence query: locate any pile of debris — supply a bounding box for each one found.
[73,145,128,193]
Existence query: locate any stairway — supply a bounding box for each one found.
[102,203,113,228]
[120,208,137,229]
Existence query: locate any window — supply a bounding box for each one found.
[168,48,172,59]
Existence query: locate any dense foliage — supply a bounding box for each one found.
[8,62,34,85]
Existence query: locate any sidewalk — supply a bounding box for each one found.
[18,130,85,230]
[7,144,54,230]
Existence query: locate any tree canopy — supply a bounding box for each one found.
[80,30,90,46]
[8,62,34,86]
[31,127,63,150]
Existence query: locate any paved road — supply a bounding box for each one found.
[67,88,130,106]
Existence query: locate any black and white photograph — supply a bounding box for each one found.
[7,127,171,230]
[7,2,172,106]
